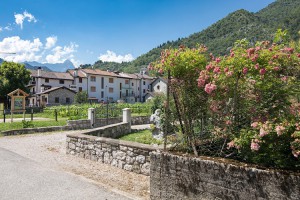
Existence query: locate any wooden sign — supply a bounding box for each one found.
[7,88,29,122]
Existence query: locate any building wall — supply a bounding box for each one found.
[47,88,75,105]
[152,79,167,94]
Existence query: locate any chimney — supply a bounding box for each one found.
[73,68,78,77]
[37,67,42,77]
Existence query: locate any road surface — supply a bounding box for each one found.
[0,147,131,200]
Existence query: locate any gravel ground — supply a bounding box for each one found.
[0,131,150,200]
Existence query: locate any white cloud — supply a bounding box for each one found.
[45,36,57,49]
[14,11,37,29]
[98,50,134,63]
[45,42,79,64]
[0,36,43,62]
[0,36,79,66]
[0,27,2,32]
[4,25,12,31]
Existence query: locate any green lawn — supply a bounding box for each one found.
[119,129,162,145]
[0,119,67,132]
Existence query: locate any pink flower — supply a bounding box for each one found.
[259,68,266,75]
[251,139,260,151]
[206,64,213,71]
[242,67,248,74]
[259,128,268,137]
[251,122,259,128]
[297,53,300,58]
[215,57,221,63]
[224,67,229,73]
[226,120,232,125]
[272,55,279,59]
[198,79,206,87]
[247,48,255,56]
[251,54,258,62]
[227,141,235,149]
[204,83,217,94]
[226,71,233,77]
[230,52,235,57]
[273,66,280,71]
[281,76,288,82]
[269,48,273,51]
[275,125,285,136]
[255,46,261,51]
[158,69,164,74]
[213,67,221,74]
[255,63,259,70]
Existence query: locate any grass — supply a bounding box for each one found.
[0,119,67,132]
[119,129,162,145]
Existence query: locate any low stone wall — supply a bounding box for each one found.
[2,125,72,136]
[66,124,159,175]
[131,116,150,125]
[94,118,122,128]
[67,119,91,129]
[150,152,300,200]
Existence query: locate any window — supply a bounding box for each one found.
[120,83,122,90]
[143,89,146,93]
[101,77,104,89]
[66,97,70,104]
[32,77,35,81]
[59,80,64,84]
[45,78,49,83]
[90,76,96,82]
[109,78,114,83]
[143,81,146,85]
[101,91,104,98]
[125,80,129,84]
[78,87,82,92]
[132,82,134,86]
[157,85,160,90]
[90,86,96,92]
[55,97,59,103]
[79,77,82,83]
[109,87,113,93]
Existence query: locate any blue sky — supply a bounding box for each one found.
[0,0,275,67]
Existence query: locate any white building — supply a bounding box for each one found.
[27,67,75,106]
[27,67,155,106]
[145,77,168,101]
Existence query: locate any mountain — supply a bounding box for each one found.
[25,59,75,72]
[91,0,300,73]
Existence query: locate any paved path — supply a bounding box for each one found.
[131,124,150,130]
[0,147,131,200]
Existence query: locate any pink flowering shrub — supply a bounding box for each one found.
[151,37,300,169]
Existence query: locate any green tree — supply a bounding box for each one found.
[74,91,88,104]
[0,61,31,103]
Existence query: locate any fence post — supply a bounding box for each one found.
[55,109,58,121]
[3,110,5,123]
[123,108,131,132]
[31,108,33,121]
[88,108,95,128]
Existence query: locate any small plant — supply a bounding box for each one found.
[22,120,34,128]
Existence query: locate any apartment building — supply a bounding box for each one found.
[27,67,154,106]
[27,67,76,106]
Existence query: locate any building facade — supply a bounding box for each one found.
[27,67,154,106]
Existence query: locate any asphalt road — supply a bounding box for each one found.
[0,147,131,200]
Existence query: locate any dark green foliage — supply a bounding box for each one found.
[22,120,34,128]
[90,0,300,73]
[74,91,88,104]
[0,61,31,101]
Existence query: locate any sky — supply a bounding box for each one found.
[0,0,275,67]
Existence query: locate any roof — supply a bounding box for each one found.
[81,68,120,77]
[30,70,74,80]
[151,76,168,85]
[67,69,87,78]
[133,73,154,80]
[37,86,76,95]
[8,88,29,97]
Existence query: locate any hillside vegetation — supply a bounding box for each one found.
[87,0,300,73]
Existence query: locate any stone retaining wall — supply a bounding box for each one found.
[2,125,72,136]
[150,152,300,200]
[66,124,159,175]
[67,120,91,129]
